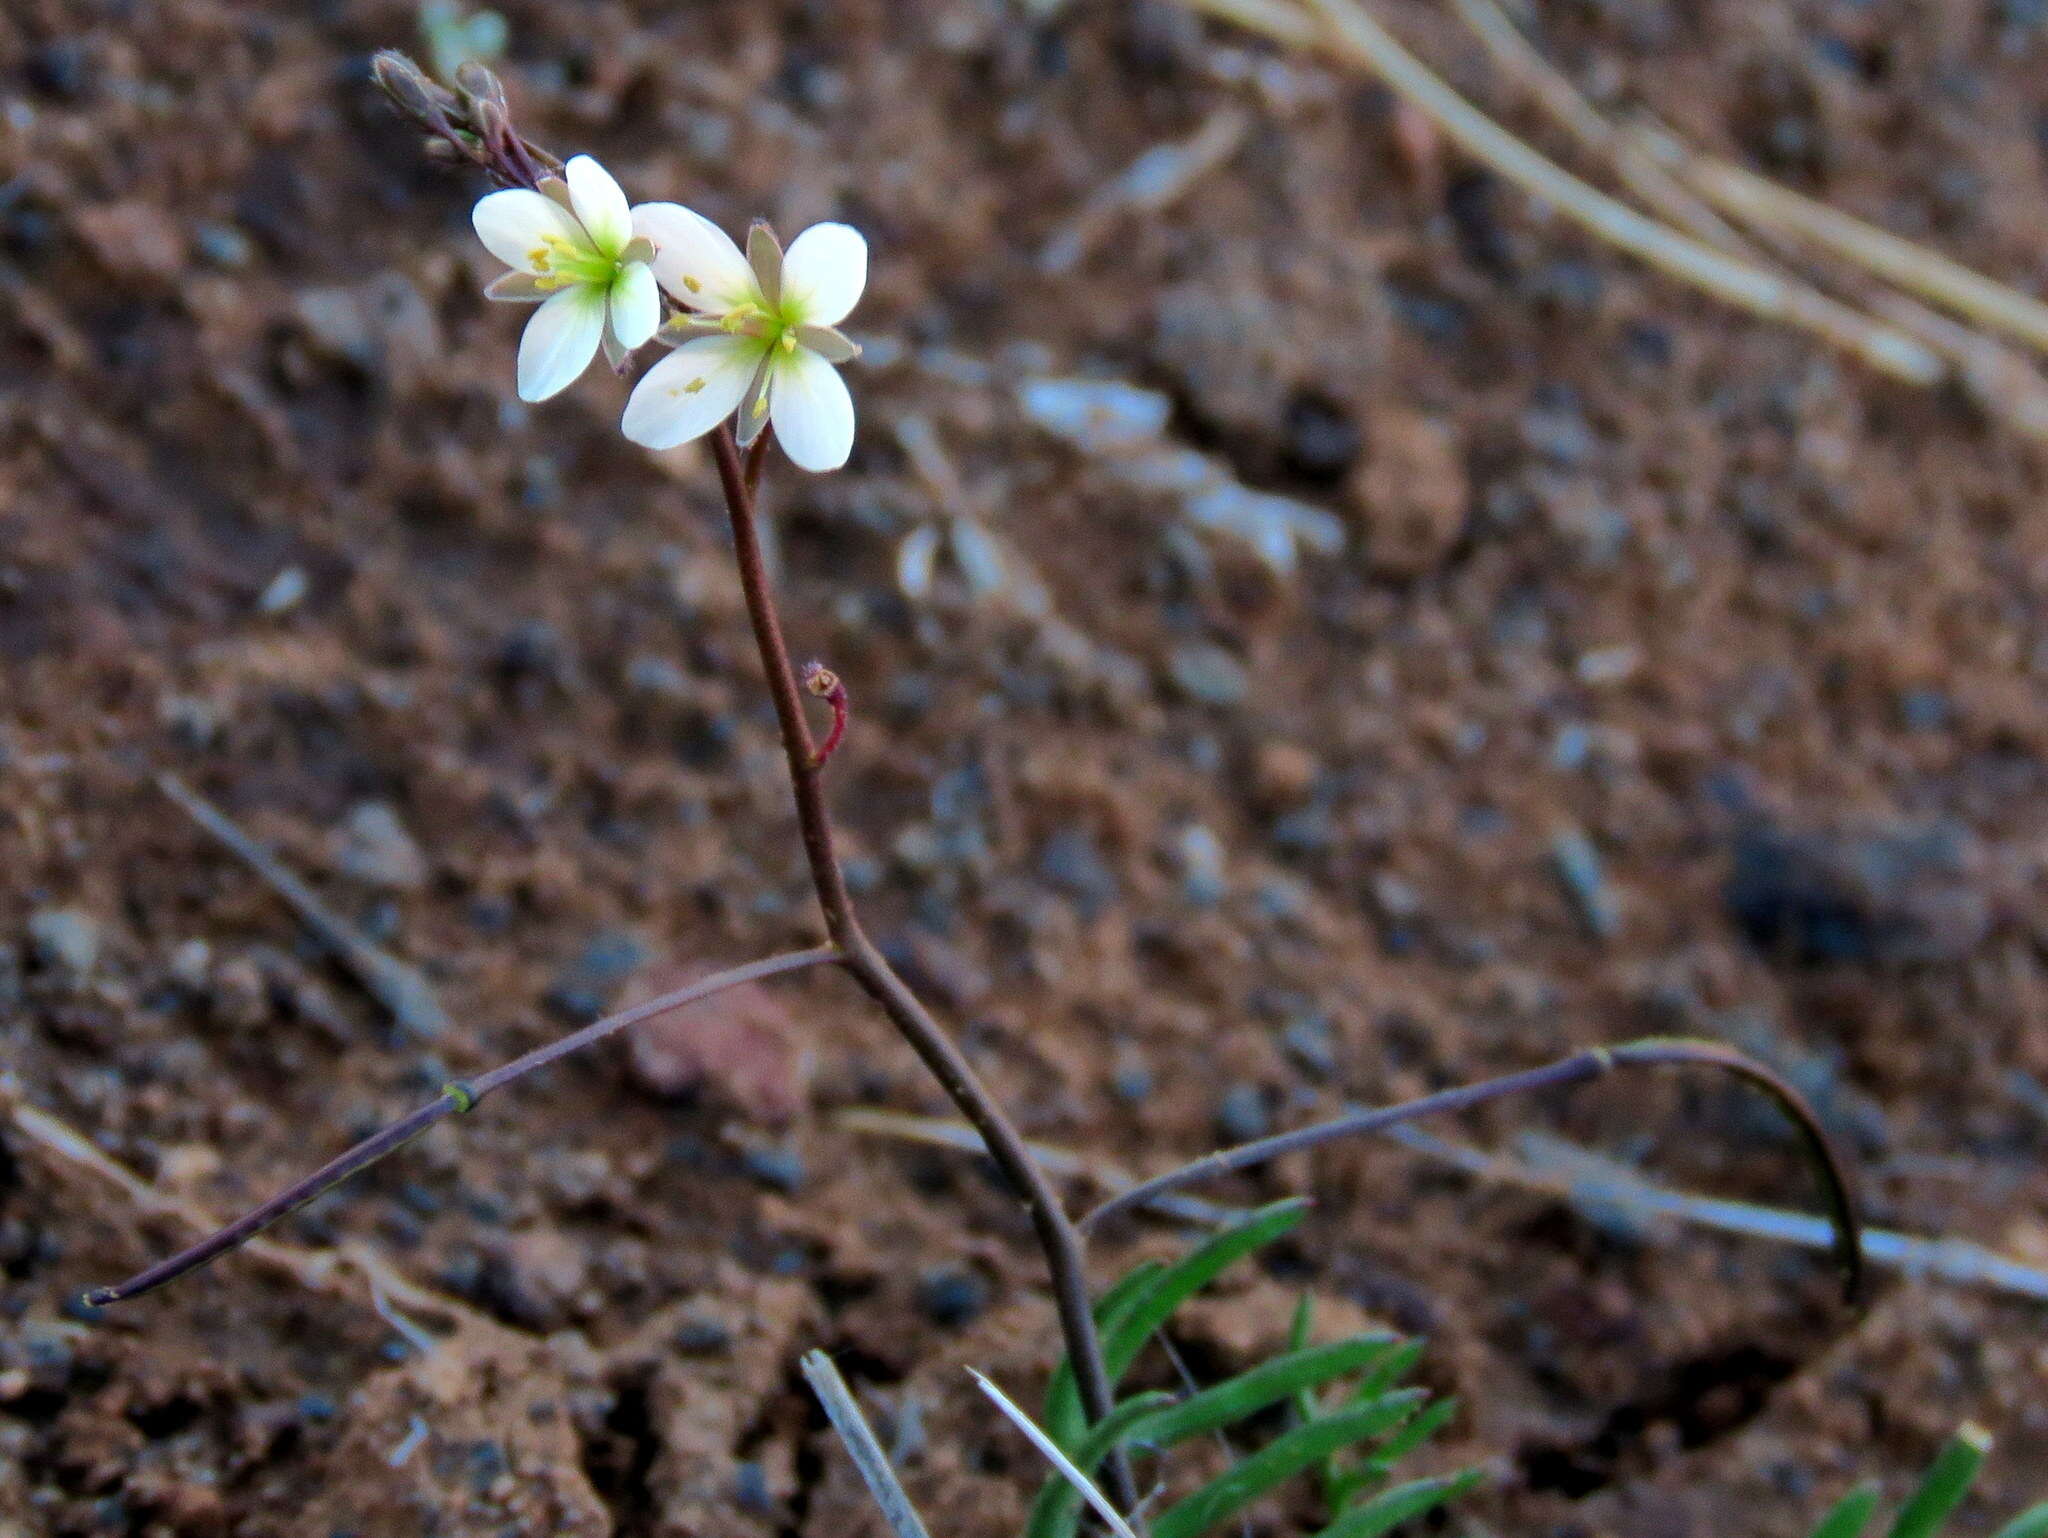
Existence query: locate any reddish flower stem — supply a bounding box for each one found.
[707,425,1131,1501]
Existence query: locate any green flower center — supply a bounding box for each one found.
[530,231,622,291]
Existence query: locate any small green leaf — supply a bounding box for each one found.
[1313,1470,1483,1538]
[1989,1503,2048,1538]
[1887,1426,1991,1538]
[1136,1336,1402,1452]
[1095,1261,1167,1328]
[1045,1200,1311,1448]
[1354,1339,1424,1402]
[1023,1393,1176,1538]
[1288,1294,1323,1423]
[1151,1391,1424,1538]
[1808,1484,1883,1538]
[1329,1398,1458,1509]
[1289,1294,1315,1353]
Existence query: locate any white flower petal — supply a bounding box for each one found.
[609,262,660,351]
[564,154,632,254]
[620,334,763,449]
[517,285,607,402]
[779,222,867,327]
[474,188,584,273]
[633,202,758,312]
[769,346,855,472]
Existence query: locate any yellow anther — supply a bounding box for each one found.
[682,274,702,294]
[683,378,706,395]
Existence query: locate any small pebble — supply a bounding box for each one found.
[194,222,253,269]
[1281,1013,1337,1077]
[734,1460,776,1516]
[740,1143,805,1194]
[1173,823,1228,907]
[1215,1082,1271,1143]
[674,1314,734,1354]
[1039,828,1120,917]
[258,565,308,616]
[546,930,649,1020]
[916,1267,990,1329]
[1898,688,1950,732]
[1283,394,1359,480]
[1168,643,1249,707]
[1550,826,1621,939]
[333,802,429,891]
[1575,644,1640,685]
[1016,376,1171,452]
[26,41,90,100]
[27,908,99,975]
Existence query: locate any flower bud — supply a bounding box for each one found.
[371,50,455,128]
[453,60,508,117]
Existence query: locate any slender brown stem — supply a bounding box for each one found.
[707,425,1131,1499]
[85,946,840,1306]
[1080,1036,1864,1304]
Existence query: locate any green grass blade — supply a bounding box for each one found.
[1807,1483,1882,1538]
[1330,1397,1459,1507]
[1045,1199,1312,1448]
[1287,1293,1348,1511]
[1137,1336,1402,1452]
[1023,1393,1175,1538]
[1289,1294,1315,1352]
[1353,1338,1424,1402]
[1887,1426,1991,1538]
[1989,1504,2048,1538]
[1095,1261,1168,1328]
[1151,1391,1424,1538]
[1288,1293,1321,1423]
[1313,1471,1483,1538]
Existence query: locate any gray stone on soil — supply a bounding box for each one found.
[1281,1013,1337,1077]
[740,1143,805,1195]
[27,908,98,975]
[1173,823,1228,907]
[1039,827,1120,917]
[546,930,650,1020]
[916,1267,990,1329]
[1167,643,1249,707]
[1725,820,1991,966]
[1549,827,1620,939]
[1215,1082,1271,1143]
[333,801,429,891]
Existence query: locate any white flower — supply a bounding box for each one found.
[472,155,662,403]
[621,211,865,472]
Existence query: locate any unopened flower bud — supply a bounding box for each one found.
[372,50,454,127]
[453,60,508,117]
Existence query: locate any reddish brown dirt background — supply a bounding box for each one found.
[4,0,2048,1534]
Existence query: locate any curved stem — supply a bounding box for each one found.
[1081,1036,1864,1304]
[707,426,1131,1497]
[85,946,840,1306]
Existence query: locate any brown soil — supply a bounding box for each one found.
[4,1,2048,1534]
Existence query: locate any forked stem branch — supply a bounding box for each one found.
[707,425,1131,1502]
